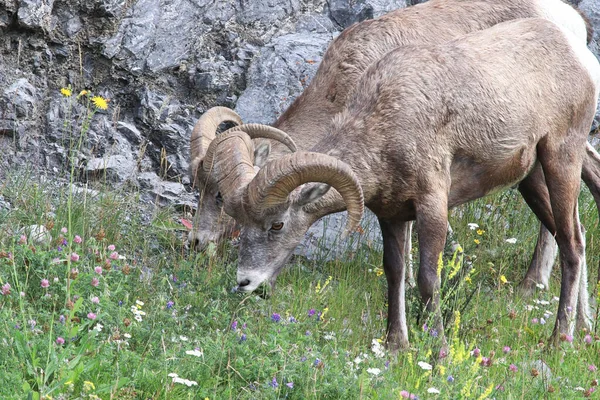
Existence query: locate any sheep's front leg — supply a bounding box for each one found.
[416,193,449,353]
[581,142,600,288]
[379,219,410,351]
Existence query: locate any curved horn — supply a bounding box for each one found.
[244,152,364,235]
[202,124,297,174]
[189,107,242,184]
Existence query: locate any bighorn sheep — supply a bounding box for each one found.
[189,0,599,293]
[210,18,600,349]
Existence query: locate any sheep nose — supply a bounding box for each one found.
[238,279,251,288]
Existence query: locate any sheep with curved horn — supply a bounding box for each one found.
[213,18,600,350]
[187,0,600,297]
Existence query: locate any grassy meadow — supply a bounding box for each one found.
[0,165,599,400]
[0,90,599,400]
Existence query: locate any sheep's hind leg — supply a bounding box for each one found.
[518,223,557,296]
[537,138,587,343]
[379,219,410,351]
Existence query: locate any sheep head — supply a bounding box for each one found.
[187,107,297,250]
[212,130,364,292]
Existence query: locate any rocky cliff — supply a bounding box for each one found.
[1,0,599,257]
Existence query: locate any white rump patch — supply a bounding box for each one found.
[535,0,587,43]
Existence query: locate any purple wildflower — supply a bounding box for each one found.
[166,301,174,309]
[286,382,294,389]
[231,320,238,331]
[269,377,278,388]
[271,313,281,322]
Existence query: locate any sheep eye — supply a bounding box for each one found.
[215,192,223,207]
[270,222,284,231]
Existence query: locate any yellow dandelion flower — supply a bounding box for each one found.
[91,96,109,110]
[60,87,72,97]
[500,275,508,284]
[465,275,472,284]
[476,229,485,236]
[474,239,480,245]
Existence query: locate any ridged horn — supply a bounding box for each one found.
[244,152,364,235]
[202,124,297,174]
[210,131,258,219]
[189,107,242,184]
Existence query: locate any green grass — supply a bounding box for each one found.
[0,168,598,400]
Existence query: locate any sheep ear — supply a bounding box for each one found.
[297,183,331,207]
[254,142,271,168]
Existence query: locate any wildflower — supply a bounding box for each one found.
[505,237,517,244]
[474,239,480,245]
[61,227,68,234]
[136,300,144,306]
[481,357,492,367]
[91,296,100,304]
[87,312,97,320]
[560,333,573,343]
[467,223,479,230]
[585,334,593,344]
[74,235,82,244]
[532,318,539,324]
[589,365,598,372]
[447,375,455,383]
[83,381,95,392]
[77,90,88,98]
[231,320,238,331]
[1,283,10,295]
[417,361,433,370]
[168,373,198,387]
[70,268,79,279]
[289,316,297,323]
[367,368,381,376]
[472,347,481,357]
[91,277,99,287]
[179,335,188,341]
[427,387,441,394]
[60,87,72,97]
[540,318,546,325]
[308,309,316,317]
[91,96,109,110]
[185,349,203,357]
[109,251,119,260]
[19,234,27,244]
[240,334,247,342]
[371,339,386,358]
[94,266,103,274]
[476,229,485,235]
[500,275,508,284]
[93,323,103,332]
[286,382,294,389]
[59,315,65,324]
[41,279,50,288]
[271,313,281,322]
[167,301,174,309]
[56,337,65,345]
[503,346,511,354]
[269,377,278,388]
[108,244,116,251]
[71,252,79,262]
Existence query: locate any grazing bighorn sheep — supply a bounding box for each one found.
[210,18,600,349]
[189,0,599,293]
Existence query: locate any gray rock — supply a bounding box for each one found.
[17,0,56,30]
[86,154,137,183]
[138,171,196,208]
[296,210,382,261]
[329,0,374,28]
[3,78,37,119]
[236,0,300,25]
[235,32,334,124]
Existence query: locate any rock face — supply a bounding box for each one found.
[0,0,599,259]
